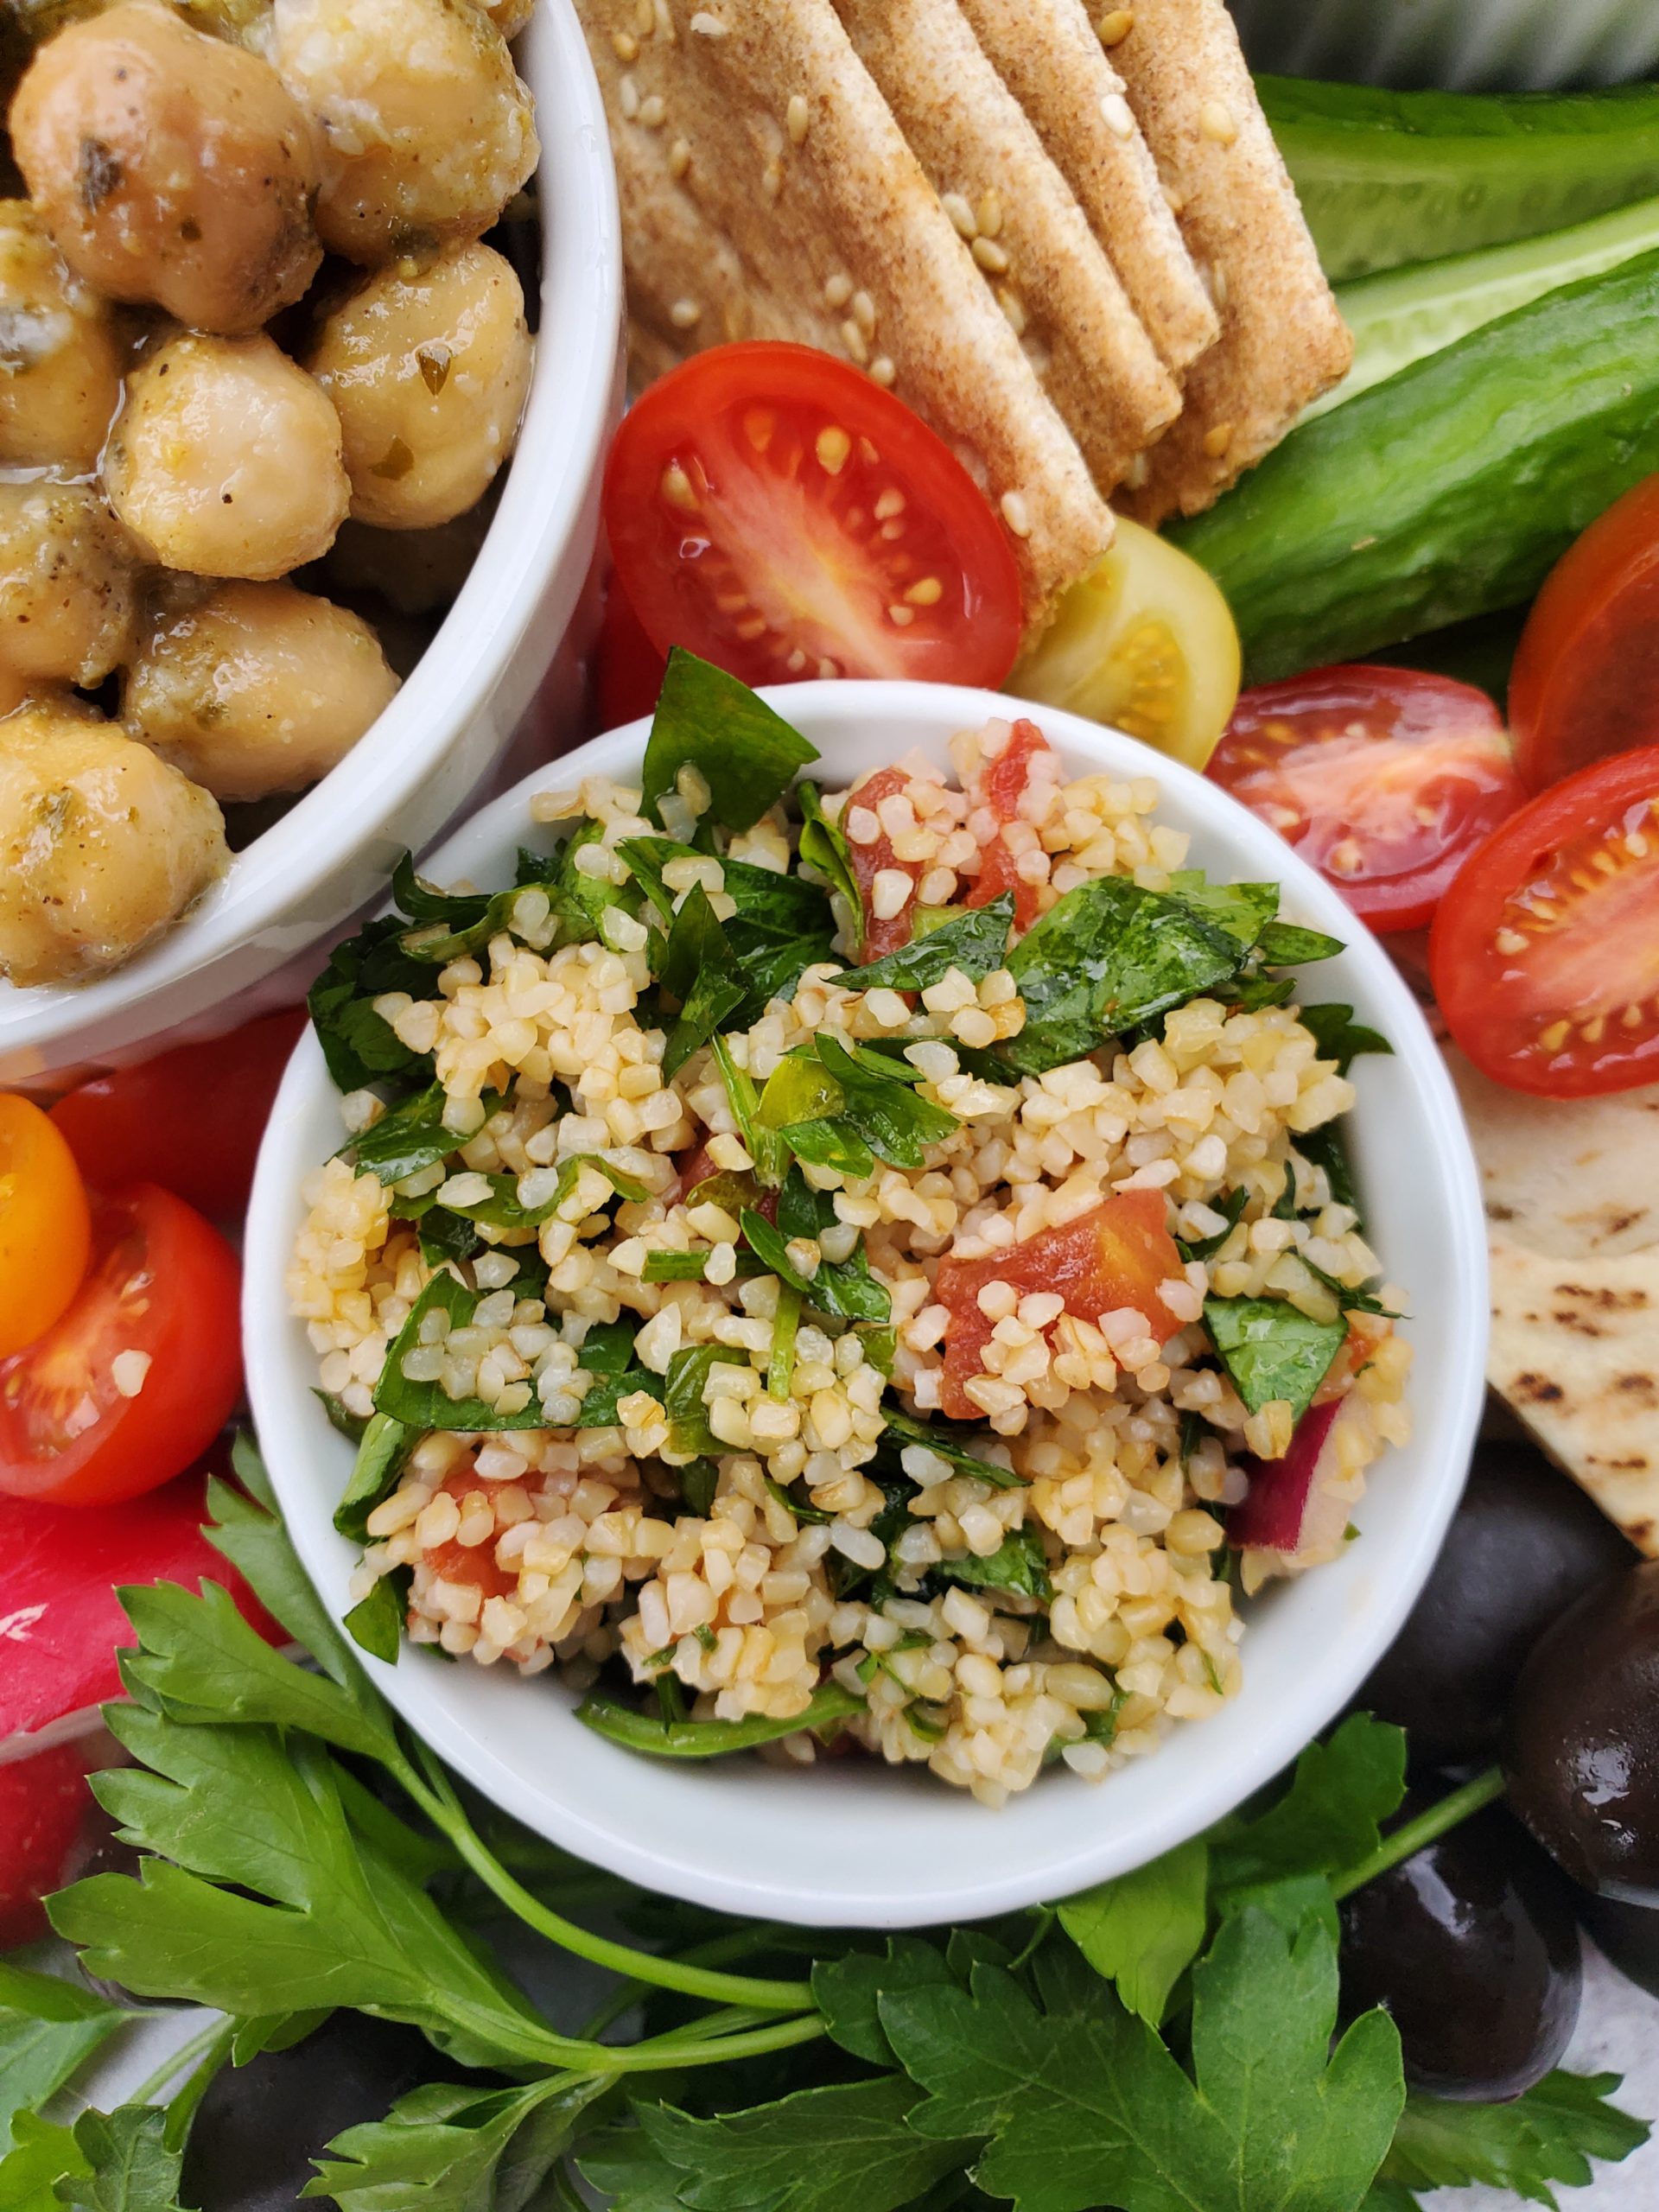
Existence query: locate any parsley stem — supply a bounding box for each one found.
[162,2019,237,2152]
[128,2018,227,2109]
[607,2012,827,2074]
[400,1735,817,2013]
[580,1929,791,2041]
[1328,1764,1505,1902]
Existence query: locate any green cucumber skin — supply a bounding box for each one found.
[1168,250,1659,687]
[1312,193,1659,422]
[1259,75,1659,280]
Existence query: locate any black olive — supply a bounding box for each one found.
[1505,1559,1659,1904]
[1359,1438,1631,1767]
[179,2012,456,2212]
[1338,1803,1581,2101]
[1576,1889,1659,1999]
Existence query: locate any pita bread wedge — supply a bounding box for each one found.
[830,0,1181,497]
[1449,1046,1659,1554]
[1105,0,1351,524]
[1486,1240,1659,1558]
[573,0,1114,627]
[953,0,1218,379]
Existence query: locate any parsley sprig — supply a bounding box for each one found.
[5,1471,1647,2212]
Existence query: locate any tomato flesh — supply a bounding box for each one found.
[0,1096,91,1359]
[0,1185,243,1505]
[603,341,1023,690]
[1208,665,1524,933]
[50,1007,305,1219]
[844,766,928,962]
[425,1470,516,1603]
[933,1188,1184,1419]
[963,719,1053,931]
[1511,474,1659,792]
[1430,744,1659,1097]
[593,573,668,733]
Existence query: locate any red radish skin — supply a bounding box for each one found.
[1230,1398,1345,1555]
[0,1740,97,1947]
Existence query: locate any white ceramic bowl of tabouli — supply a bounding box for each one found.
[245,670,1487,1926]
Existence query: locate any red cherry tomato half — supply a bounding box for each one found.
[1511,474,1659,793]
[1430,745,1659,1098]
[1207,665,1525,934]
[50,1006,305,1219]
[593,571,668,732]
[603,340,1024,690]
[0,1185,243,1506]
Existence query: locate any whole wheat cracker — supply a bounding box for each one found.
[830,0,1180,498]
[953,0,1217,380]
[573,0,1114,627]
[1106,0,1351,523]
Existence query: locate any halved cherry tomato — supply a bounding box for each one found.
[1207,665,1525,934]
[603,341,1024,689]
[1511,474,1659,792]
[963,719,1054,931]
[1430,745,1659,1098]
[49,1007,305,1219]
[1008,519,1242,770]
[593,571,668,732]
[933,1188,1184,1419]
[0,1096,91,1359]
[0,1185,242,1505]
[424,1469,515,1602]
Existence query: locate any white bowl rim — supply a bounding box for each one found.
[245,678,1490,1928]
[0,0,622,1060]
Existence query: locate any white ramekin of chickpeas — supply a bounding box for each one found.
[0,0,621,1083]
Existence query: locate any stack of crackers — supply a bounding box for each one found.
[575,0,1351,631]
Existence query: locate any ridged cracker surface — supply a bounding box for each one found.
[1451,1046,1659,1555]
[954,0,1217,379]
[831,0,1179,494]
[573,0,1113,624]
[1108,0,1351,523]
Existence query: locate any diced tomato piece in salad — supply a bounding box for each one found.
[844,766,928,961]
[424,1470,518,1604]
[932,1187,1185,1420]
[963,719,1053,931]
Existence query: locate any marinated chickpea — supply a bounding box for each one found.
[481,0,534,37]
[10,3,321,334]
[124,579,401,801]
[0,482,139,687]
[308,242,531,530]
[0,199,123,470]
[104,331,350,578]
[269,0,538,264]
[0,696,228,985]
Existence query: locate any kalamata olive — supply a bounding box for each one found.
[1505,1559,1659,1904]
[1338,1803,1581,2100]
[1576,1890,1659,1999]
[180,2012,450,2211]
[1359,1439,1630,1766]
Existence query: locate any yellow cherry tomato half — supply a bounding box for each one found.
[1007,516,1242,771]
[0,1094,92,1357]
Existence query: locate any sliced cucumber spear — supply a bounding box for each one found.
[1169,250,1659,685]
[1312,193,1659,422]
[1260,75,1659,282]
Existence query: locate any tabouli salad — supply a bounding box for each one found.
[289,651,1408,1803]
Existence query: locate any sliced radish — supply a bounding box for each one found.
[0,1738,101,1946]
[1230,1398,1350,1558]
[0,1459,277,1757]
